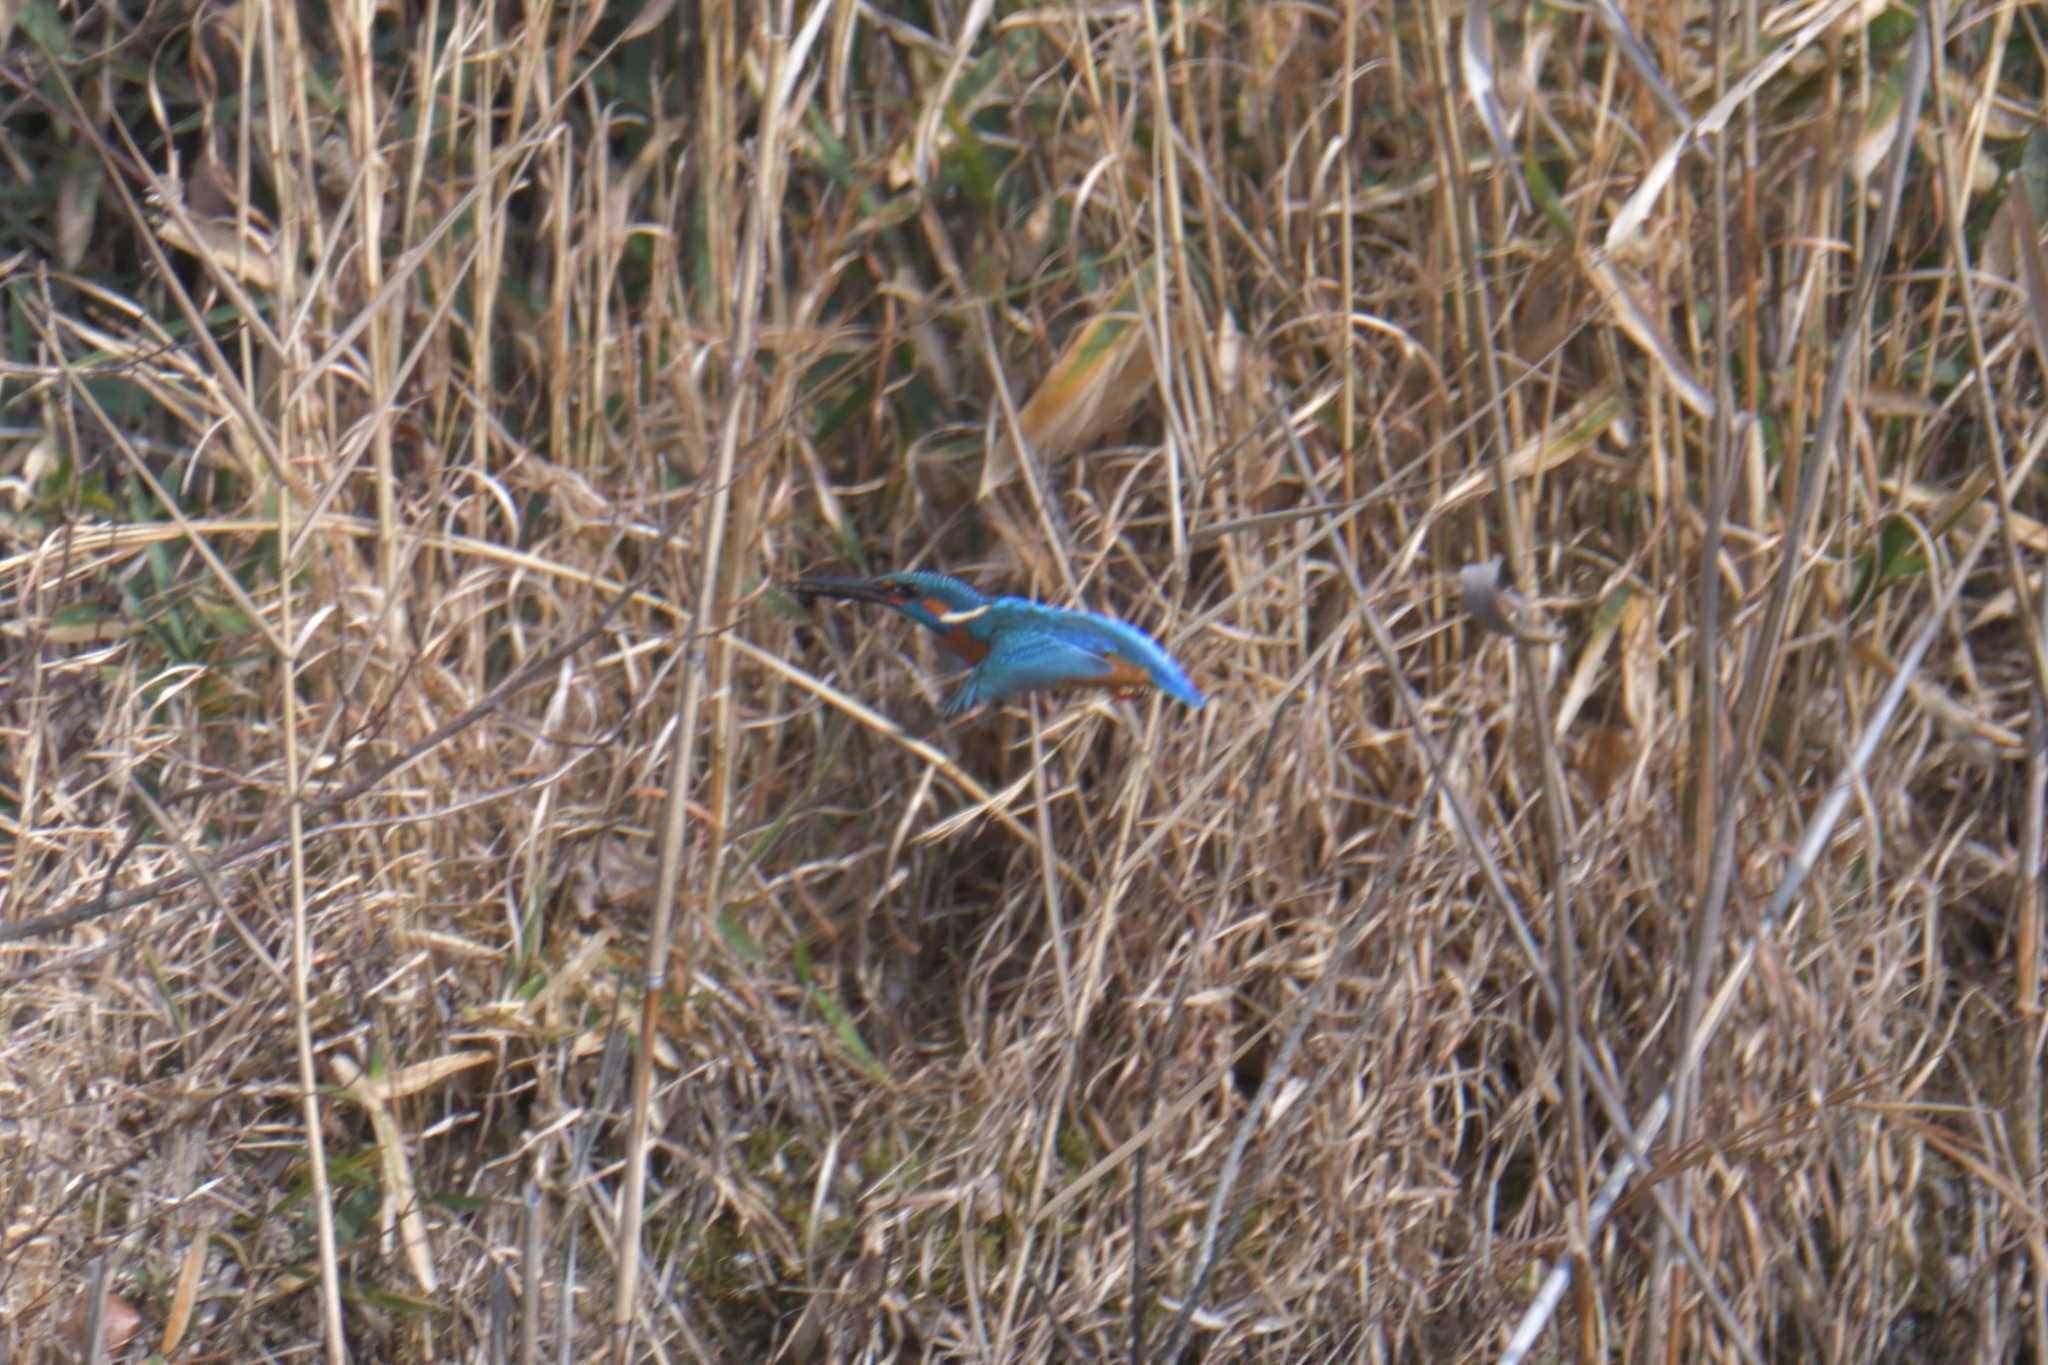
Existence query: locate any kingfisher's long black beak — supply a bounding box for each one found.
[791,575,897,607]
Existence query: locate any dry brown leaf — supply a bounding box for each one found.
[1556,589,1622,738]
[62,1291,141,1358]
[331,1051,482,1293]
[156,211,294,292]
[1619,589,1656,737]
[161,1233,209,1357]
[1573,725,1637,803]
[999,256,1163,490]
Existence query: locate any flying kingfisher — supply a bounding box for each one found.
[792,571,1207,716]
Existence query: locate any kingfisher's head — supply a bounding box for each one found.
[792,570,988,635]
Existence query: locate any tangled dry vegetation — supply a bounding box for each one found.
[3,0,2047,1360]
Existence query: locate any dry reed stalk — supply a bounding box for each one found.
[3,1,2047,1359]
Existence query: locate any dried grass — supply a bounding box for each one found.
[2,0,2045,1360]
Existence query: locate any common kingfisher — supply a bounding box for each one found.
[793,571,1207,716]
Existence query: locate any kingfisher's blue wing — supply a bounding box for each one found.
[982,599,1207,709]
[946,629,1119,715]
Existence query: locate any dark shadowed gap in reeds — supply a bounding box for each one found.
[1,0,2046,1360]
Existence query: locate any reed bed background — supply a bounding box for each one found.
[1,0,2044,1359]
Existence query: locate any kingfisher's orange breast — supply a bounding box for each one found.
[938,623,989,664]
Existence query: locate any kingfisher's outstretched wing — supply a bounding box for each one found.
[979,599,1207,709]
[946,629,1122,715]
